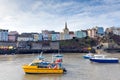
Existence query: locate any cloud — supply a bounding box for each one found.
[0,0,120,33]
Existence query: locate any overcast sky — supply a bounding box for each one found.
[0,0,120,33]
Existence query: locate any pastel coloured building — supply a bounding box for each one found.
[0,29,8,41]
[8,31,19,41]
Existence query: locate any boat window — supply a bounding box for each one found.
[38,63,48,68]
[38,65,48,68]
[30,63,39,66]
[94,55,105,58]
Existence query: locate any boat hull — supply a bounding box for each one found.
[90,59,119,63]
[22,65,64,74]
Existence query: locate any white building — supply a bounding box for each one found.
[112,27,120,35]
[105,27,120,35]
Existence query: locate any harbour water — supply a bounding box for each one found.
[0,53,120,80]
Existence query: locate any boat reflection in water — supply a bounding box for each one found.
[23,74,63,80]
[22,52,67,74]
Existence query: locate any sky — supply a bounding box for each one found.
[0,0,120,33]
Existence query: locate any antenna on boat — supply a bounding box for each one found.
[40,51,43,57]
[39,45,43,57]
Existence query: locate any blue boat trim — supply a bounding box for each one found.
[89,54,119,63]
[90,58,119,63]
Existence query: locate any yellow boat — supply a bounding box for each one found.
[22,58,66,74]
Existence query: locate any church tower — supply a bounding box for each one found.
[63,22,69,34]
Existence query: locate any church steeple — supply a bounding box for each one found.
[63,22,69,34]
[65,22,68,29]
